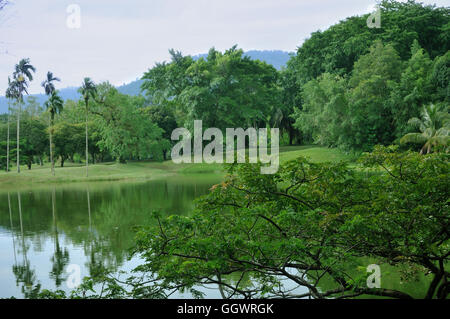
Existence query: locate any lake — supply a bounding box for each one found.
[0,175,225,298]
[0,174,430,299]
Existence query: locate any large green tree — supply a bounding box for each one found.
[390,41,434,138]
[20,119,48,170]
[346,41,402,150]
[430,51,450,103]
[277,60,302,145]
[293,73,348,146]
[53,122,84,167]
[142,47,279,132]
[93,83,168,163]
[288,0,449,89]
[129,146,448,299]
[143,104,178,160]
[0,119,47,170]
[292,41,404,151]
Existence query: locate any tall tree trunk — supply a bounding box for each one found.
[6,101,10,172]
[50,114,55,176]
[85,104,89,177]
[17,99,21,173]
[289,127,293,146]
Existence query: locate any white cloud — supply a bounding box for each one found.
[0,0,448,94]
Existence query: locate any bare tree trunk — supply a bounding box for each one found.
[85,106,89,177]
[6,101,10,172]
[17,100,20,173]
[50,114,55,176]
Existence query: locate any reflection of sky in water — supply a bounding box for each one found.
[0,177,221,298]
[0,176,307,299]
[0,231,90,298]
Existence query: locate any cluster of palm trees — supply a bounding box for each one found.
[5,58,35,173]
[5,58,98,177]
[400,104,449,154]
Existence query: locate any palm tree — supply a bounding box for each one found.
[41,71,60,95]
[400,104,449,154]
[78,78,97,177]
[5,77,19,172]
[42,72,61,175]
[13,58,36,173]
[44,91,64,176]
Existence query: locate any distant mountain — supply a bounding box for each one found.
[193,50,292,70]
[0,50,292,114]
[245,50,292,70]
[0,82,142,114]
[116,79,144,96]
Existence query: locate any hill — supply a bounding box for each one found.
[193,50,291,70]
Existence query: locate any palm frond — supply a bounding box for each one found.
[407,117,423,130]
[400,133,427,145]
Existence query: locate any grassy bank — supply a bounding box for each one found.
[0,146,354,189]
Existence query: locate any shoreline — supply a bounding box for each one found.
[0,146,352,191]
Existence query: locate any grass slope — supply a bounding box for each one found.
[0,146,354,189]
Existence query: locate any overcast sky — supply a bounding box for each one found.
[0,0,448,94]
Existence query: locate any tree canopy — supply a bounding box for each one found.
[142,46,280,132]
[116,146,449,299]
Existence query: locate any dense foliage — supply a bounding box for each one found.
[142,46,280,131]
[291,0,449,86]
[124,146,448,299]
[31,147,448,299]
[288,0,449,150]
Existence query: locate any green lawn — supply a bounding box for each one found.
[280,145,355,163]
[0,145,354,189]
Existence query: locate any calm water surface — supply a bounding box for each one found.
[0,174,430,299]
[0,175,223,298]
